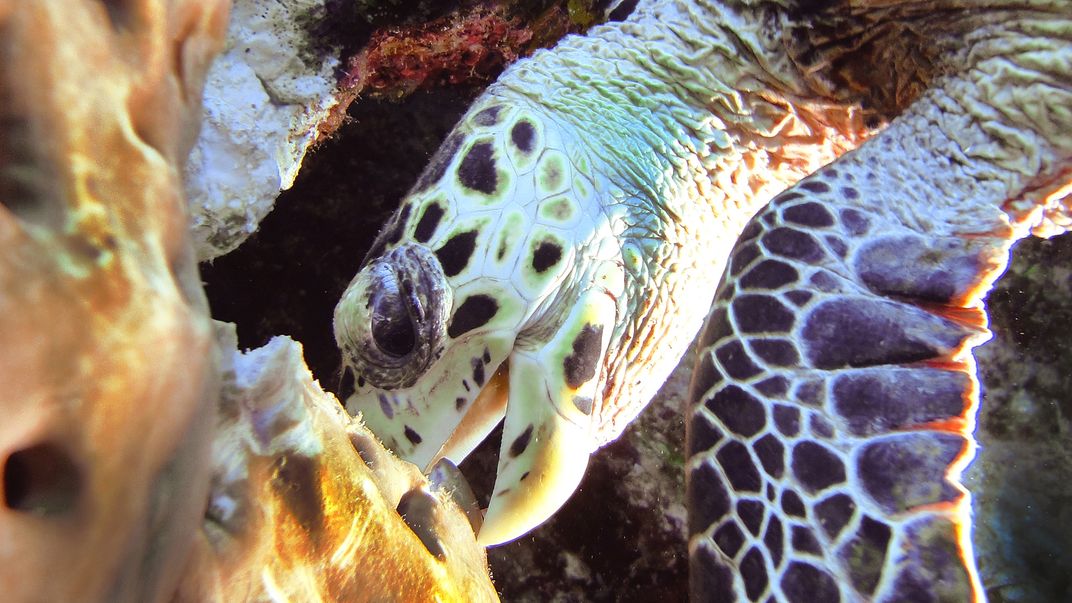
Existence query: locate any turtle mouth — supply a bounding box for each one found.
[334,243,451,390]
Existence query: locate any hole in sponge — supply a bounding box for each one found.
[3,442,82,516]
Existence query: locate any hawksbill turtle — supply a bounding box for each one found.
[333,0,1072,600]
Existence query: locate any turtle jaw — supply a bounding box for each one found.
[476,402,592,546]
[476,348,599,546]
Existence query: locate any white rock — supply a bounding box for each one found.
[185,0,340,260]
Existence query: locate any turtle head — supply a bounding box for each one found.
[334,95,617,547]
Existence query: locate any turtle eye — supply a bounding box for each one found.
[370,281,416,358]
[335,243,450,390]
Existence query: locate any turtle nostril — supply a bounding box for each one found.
[3,442,82,516]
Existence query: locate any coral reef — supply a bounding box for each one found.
[1,2,497,601]
[185,0,343,260]
[179,326,497,601]
[0,2,228,600]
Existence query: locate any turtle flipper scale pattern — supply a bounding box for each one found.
[687,175,999,602]
[687,14,1072,598]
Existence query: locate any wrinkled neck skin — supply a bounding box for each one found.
[484,1,873,441]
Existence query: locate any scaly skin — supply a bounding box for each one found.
[334,0,1072,598]
[687,5,1072,601]
[336,0,874,546]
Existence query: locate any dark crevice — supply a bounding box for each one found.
[3,442,82,516]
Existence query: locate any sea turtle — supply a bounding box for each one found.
[333,0,1071,600]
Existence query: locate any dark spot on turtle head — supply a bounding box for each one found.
[573,395,594,415]
[755,376,789,397]
[740,259,799,290]
[404,426,423,445]
[715,340,761,380]
[414,202,444,243]
[731,294,796,333]
[532,239,563,273]
[378,393,393,419]
[455,397,466,411]
[471,356,486,387]
[483,348,491,364]
[509,425,534,458]
[754,434,785,478]
[473,105,503,126]
[772,191,803,206]
[520,471,530,481]
[704,384,765,438]
[458,141,498,194]
[751,339,800,367]
[447,294,499,339]
[435,230,478,277]
[764,517,785,568]
[563,324,604,389]
[511,120,536,153]
[840,208,870,235]
[414,132,463,193]
[272,453,324,537]
[795,380,824,406]
[730,242,760,276]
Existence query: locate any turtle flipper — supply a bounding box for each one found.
[685,119,1050,602]
[687,9,1072,601]
[478,282,617,545]
[686,181,1004,601]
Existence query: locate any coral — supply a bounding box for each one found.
[340,6,534,101]
[177,327,496,601]
[0,1,228,600]
[1,2,496,601]
[185,0,343,261]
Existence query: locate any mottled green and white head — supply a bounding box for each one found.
[334,93,634,545]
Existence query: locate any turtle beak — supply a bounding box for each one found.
[475,350,595,546]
